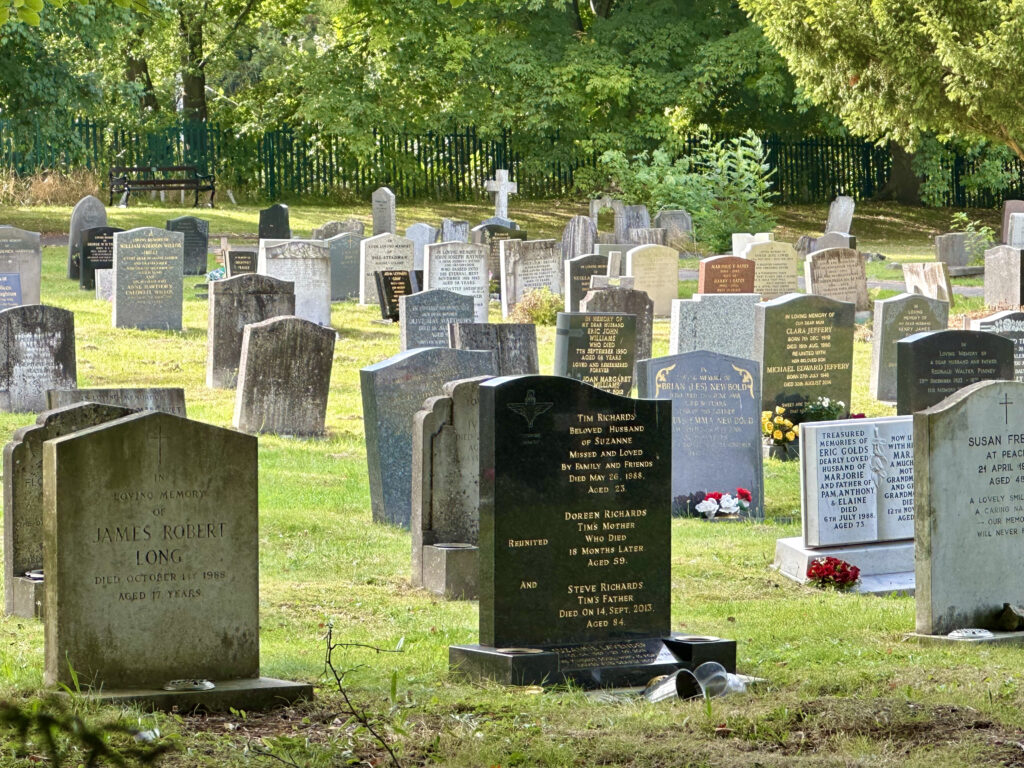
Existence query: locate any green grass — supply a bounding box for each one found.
[0,200,1018,768]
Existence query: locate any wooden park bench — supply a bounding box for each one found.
[108,165,215,207]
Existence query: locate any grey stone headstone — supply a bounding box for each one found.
[258,204,291,240]
[325,232,362,301]
[499,239,561,319]
[113,227,184,331]
[372,187,397,235]
[870,293,949,402]
[46,387,186,416]
[360,347,497,528]
[636,351,763,520]
[0,226,41,305]
[165,216,210,276]
[479,216,518,230]
[359,233,415,305]
[934,232,969,268]
[976,310,1024,382]
[804,247,869,310]
[563,253,608,312]
[754,293,855,422]
[580,284,652,367]
[984,245,1024,308]
[814,232,856,251]
[423,242,489,323]
[471,224,527,282]
[399,290,475,351]
[95,269,113,302]
[80,226,123,291]
[614,204,649,242]
[627,227,666,246]
[440,219,470,243]
[68,195,106,280]
[405,223,440,271]
[448,322,539,375]
[589,195,619,229]
[233,316,336,436]
[903,262,952,303]
[745,241,798,300]
[258,239,331,326]
[1009,213,1024,248]
[669,293,761,360]
[594,243,632,275]
[625,244,678,316]
[312,219,364,240]
[561,215,597,261]
[4,402,132,618]
[1001,200,1024,244]
[0,305,76,413]
[825,195,855,234]
[207,274,296,388]
[554,311,637,396]
[653,210,693,249]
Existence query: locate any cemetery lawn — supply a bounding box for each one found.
[0,201,1020,768]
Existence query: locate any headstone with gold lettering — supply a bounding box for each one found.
[554,312,636,396]
[697,255,754,294]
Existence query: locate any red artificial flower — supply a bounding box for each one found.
[705,491,723,501]
[849,413,866,419]
[736,488,752,502]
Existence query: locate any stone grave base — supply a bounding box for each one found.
[948,266,983,278]
[906,631,1024,646]
[67,677,313,712]
[422,543,478,600]
[8,576,44,619]
[449,635,735,688]
[774,536,914,596]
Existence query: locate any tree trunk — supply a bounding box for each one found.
[179,11,207,121]
[125,53,160,113]
[873,141,921,205]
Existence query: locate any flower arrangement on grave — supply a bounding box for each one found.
[762,405,798,446]
[694,488,753,520]
[806,556,860,590]
[800,396,846,423]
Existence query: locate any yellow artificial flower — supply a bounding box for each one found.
[762,410,771,420]
[783,419,793,428]
[774,415,783,424]
[775,406,785,415]
[773,429,783,440]
[786,430,796,441]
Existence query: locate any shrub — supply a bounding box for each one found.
[509,287,562,325]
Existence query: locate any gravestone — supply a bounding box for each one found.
[325,232,362,301]
[369,187,396,236]
[312,219,364,239]
[637,351,763,520]
[400,290,475,351]
[80,226,123,291]
[411,376,493,599]
[934,232,969,268]
[450,376,731,687]
[113,228,184,331]
[754,293,855,421]
[233,316,336,436]
[68,195,106,280]
[360,348,497,528]
[374,269,415,321]
[732,232,773,256]
[984,245,1024,307]
[1001,200,1024,244]
[165,216,210,275]
[226,248,257,277]
[744,241,798,300]
[580,284,653,369]
[499,239,561,319]
[95,270,113,301]
[825,196,855,234]
[423,242,489,322]
[1008,213,1024,248]
[405,223,439,270]
[589,195,619,228]
[653,210,693,250]
[0,226,41,305]
[449,322,539,375]
[697,255,755,294]
[561,215,598,261]
[976,310,1024,382]
[813,232,857,252]
[870,293,949,402]
[207,274,296,388]
[0,306,76,413]
[258,203,290,240]
[627,228,666,246]
[258,240,331,326]
[0,274,22,309]
[46,388,186,416]
[621,204,651,239]
[896,329,1014,415]
[563,254,608,312]
[4,402,132,618]
[471,223,527,284]
[480,216,518,230]
[625,244,677,316]
[554,311,636,396]
[594,243,633,277]
[484,169,517,220]
[903,262,953,303]
[359,233,415,305]
[804,247,869,310]
[669,294,760,360]
[914,381,1024,635]
[441,219,470,243]
[43,410,312,708]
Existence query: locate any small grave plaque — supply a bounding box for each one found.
[226,248,257,277]
[449,322,539,375]
[166,216,210,275]
[870,293,949,401]
[554,311,636,396]
[46,388,186,416]
[258,204,290,240]
[400,290,475,351]
[697,255,755,294]
[68,195,106,280]
[0,274,22,309]
[0,226,41,305]
[113,228,184,331]
[80,227,123,290]
[374,270,415,321]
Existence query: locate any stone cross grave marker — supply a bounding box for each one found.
[484,169,517,220]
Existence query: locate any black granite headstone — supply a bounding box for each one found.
[258,204,291,240]
[564,254,609,312]
[80,226,123,290]
[226,248,257,277]
[896,329,1014,414]
[374,270,416,321]
[470,224,528,288]
[166,216,210,276]
[554,312,637,396]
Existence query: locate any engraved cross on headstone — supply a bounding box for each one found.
[1002,393,1014,425]
[484,169,518,220]
[149,420,170,466]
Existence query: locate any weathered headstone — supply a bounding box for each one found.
[233,316,335,436]
[896,329,1014,415]
[405,223,439,270]
[804,247,869,311]
[975,310,1024,382]
[325,232,362,301]
[934,232,969,268]
[226,248,257,277]
[825,195,855,234]
[1008,213,1024,248]
[449,322,539,375]
[43,410,312,708]
[0,226,41,305]
[622,204,651,239]
[360,348,497,528]
[627,228,666,246]
[312,219,364,240]
[561,215,598,261]
[554,311,636,396]
[371,187,397,235]
[637,351,764,520]
[625,244,677,317]
[400,290,475,351]
[984,245,1024,307]
[669,294,760,360]
[594,242,633,276]
[258,239,331,326]
[423,242,489,323]
[745,241,798,301]
[358,233,415,306]
[207,274,296,388]
[165,216,210,276]
[754,293,855,421]
[589,195,619,230]
[68,195,106,280]
[563,254,608,312]
[580,284,652,368]
[113,228,184,331]
[499,239,561,319]
[80,226,123,291]
[4,402,132,618]
[479,216,518,230]
[870,293,949,402]
[0,305,76,413]
[697,255,755,294]
[903,262,953,303]
[46,388,186,416]
[374,269,415,321]
[440,218,470,243]
[258,203,291,240]
[814,232,857,252]
[95,269,113,301]
[1001,200,1024,244]
[653,210,694,250]
[484,169,517,220]
[471,223,527,284]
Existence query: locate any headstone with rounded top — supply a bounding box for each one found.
[359,233,415,306]
[165,216,210,276]
[258,203,290,240]
[804,247,869,311]
[405,223,440,270]
[423,242,489,322]
[870,293,949,402]
[68,195,106,280]
[625,244,678,317]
